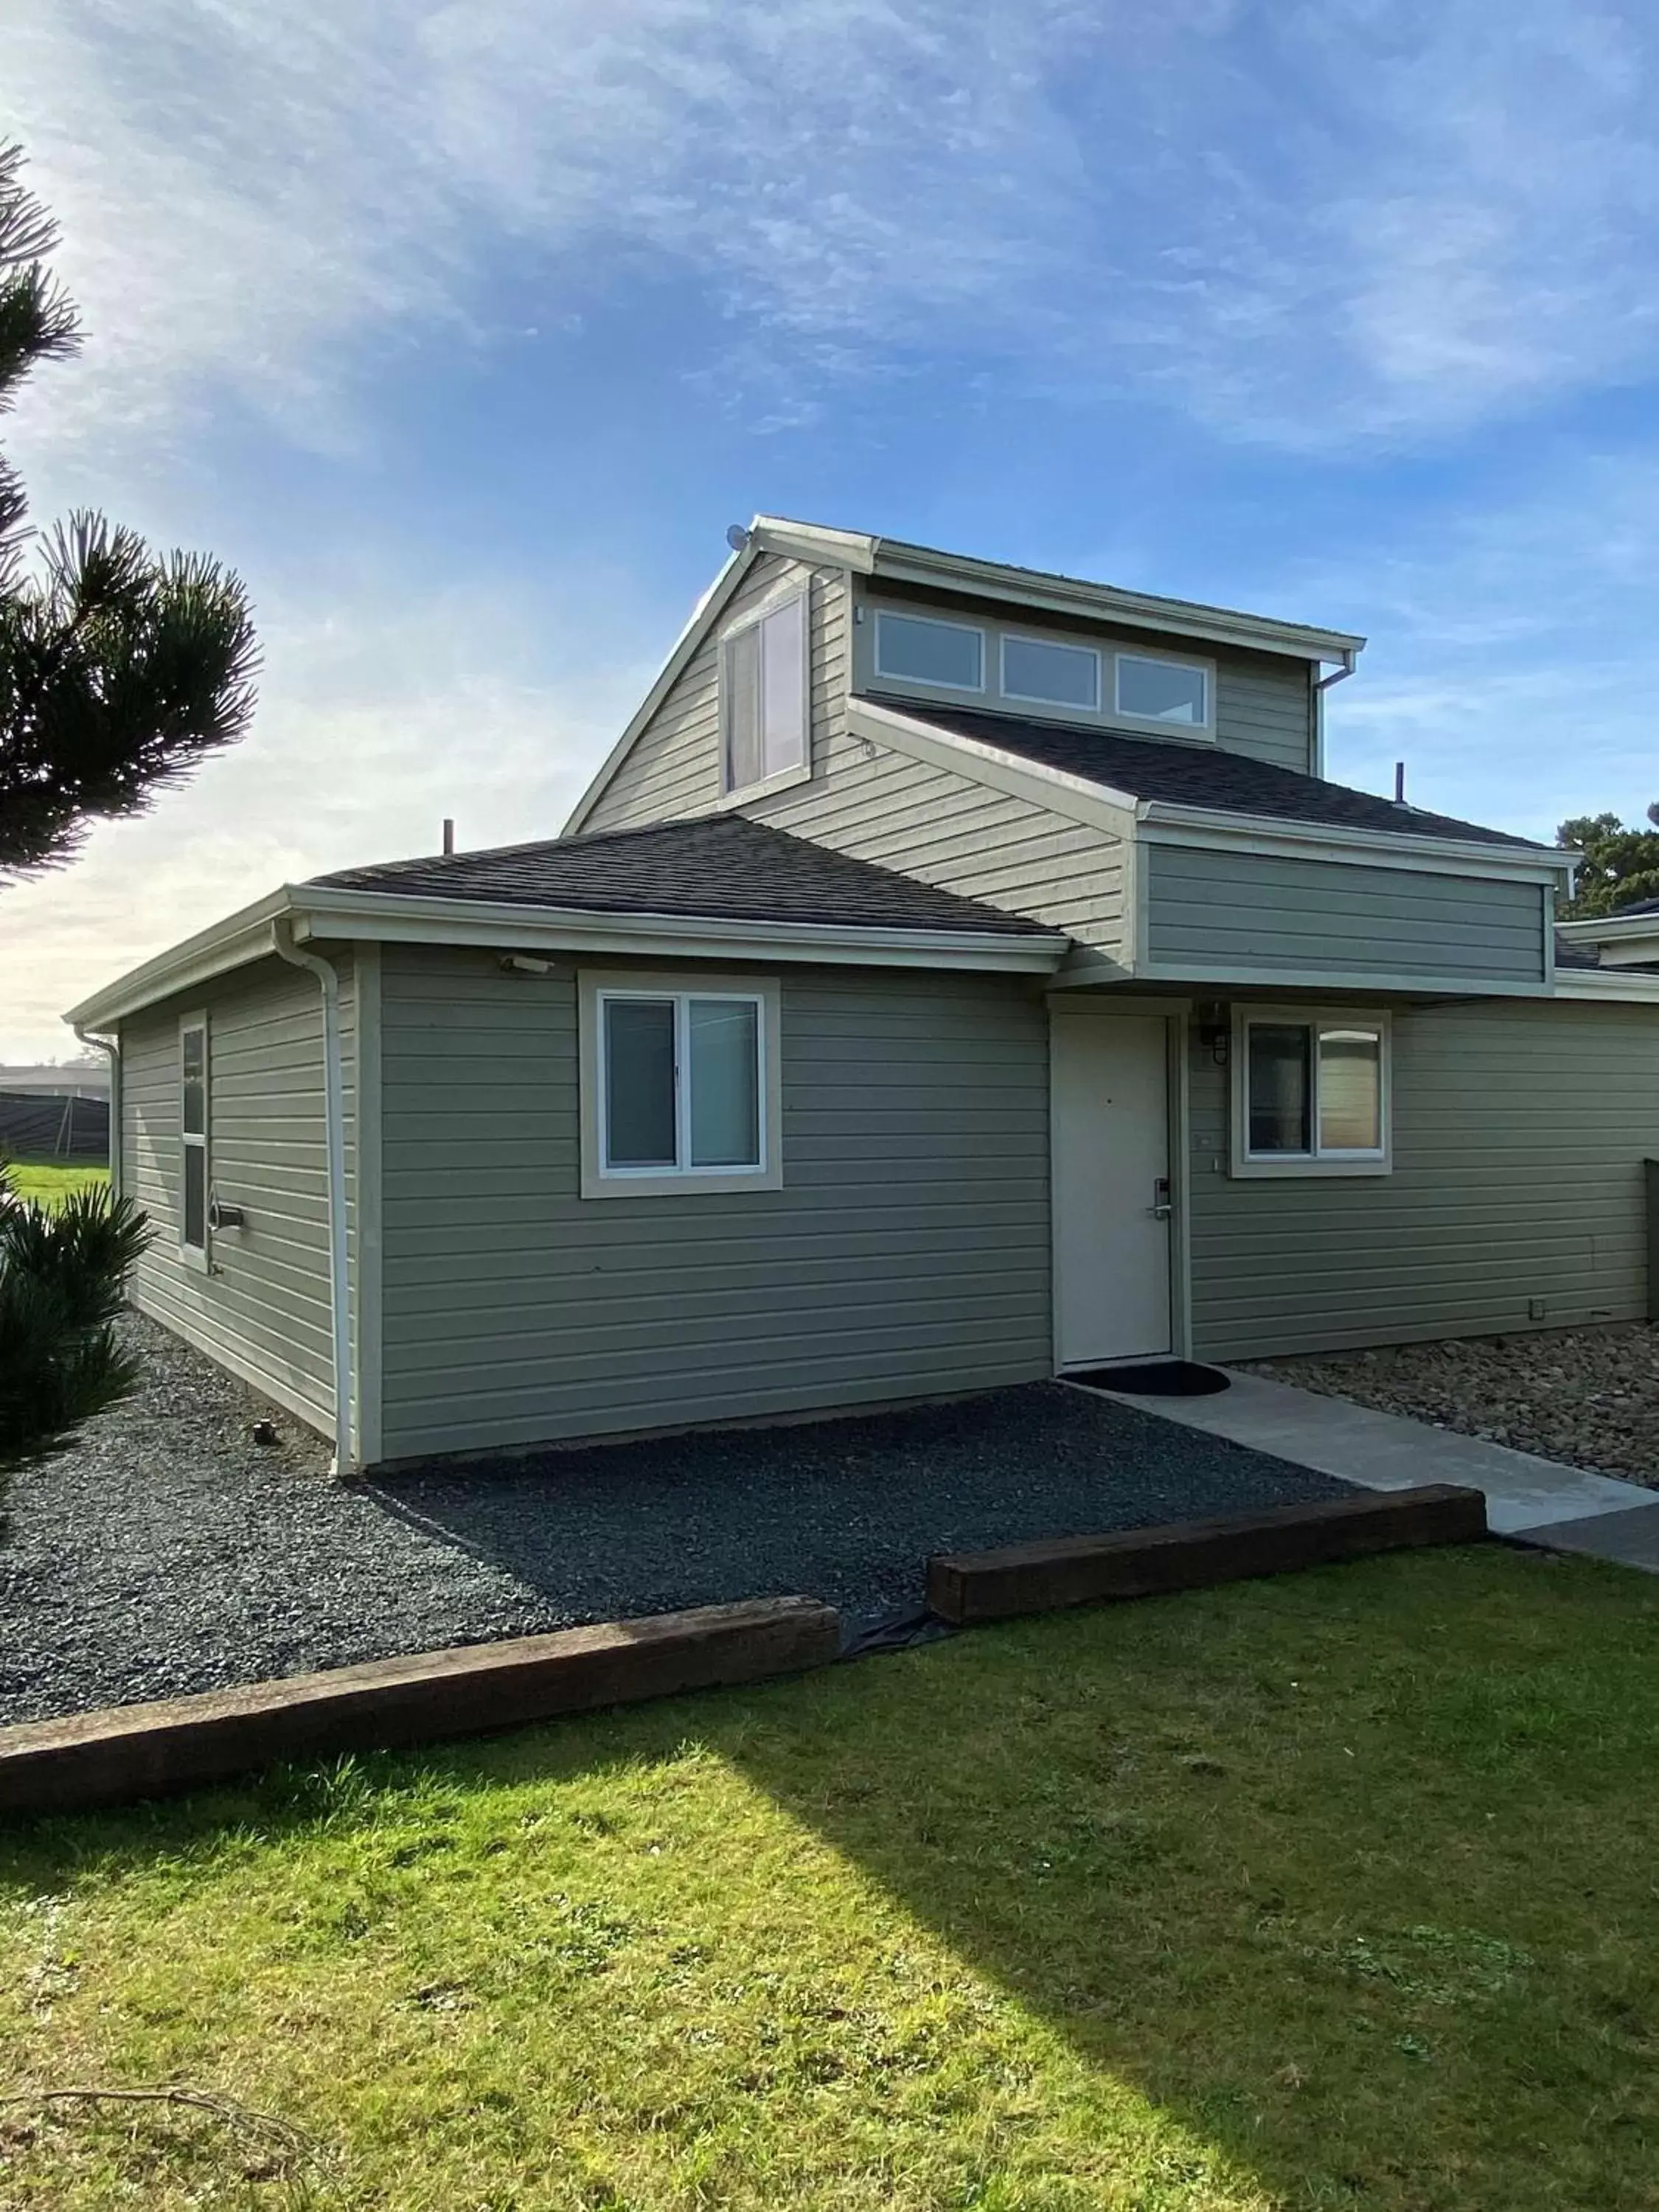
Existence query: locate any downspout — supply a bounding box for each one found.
[1312,647,1357,780]
[72,1026,121,1200]
[272,919,354,1476]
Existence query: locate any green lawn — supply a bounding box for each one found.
[2,1161,111,1210]
[4,1543,1659,2209]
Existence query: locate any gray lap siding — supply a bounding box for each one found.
[119,951,356,1436]
[1188,997,1659,1359]
[376,947,1053,1461]
[1146,846,1549,987]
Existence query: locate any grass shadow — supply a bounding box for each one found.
[5,1543,1659,2207]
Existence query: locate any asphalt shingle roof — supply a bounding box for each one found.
[872,696,1545,852]
[308,812,1056,936]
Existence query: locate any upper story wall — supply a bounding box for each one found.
[743,709,1130,958]
[849,579,1318,776]
[580,553,849,834]
[1144,845,1551,990]
[575,552,1135,962]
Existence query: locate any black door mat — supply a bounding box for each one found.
[1064,1360,1231,1397]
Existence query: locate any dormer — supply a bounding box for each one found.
[566,517,1575,1001]
[842,540,1362,779]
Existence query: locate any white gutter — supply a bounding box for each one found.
[65,886,293,1032]
[72,1028,121,1200]
[272,920,353,1476]
[1557,910,1659,967]
[1551,967,1659,1003]
[286,888,1068,971]
[1312,647,1357,779]
[1134,800,1573,884]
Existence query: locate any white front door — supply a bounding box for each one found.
[1051,1009,1173,1368]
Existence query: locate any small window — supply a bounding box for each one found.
[1001,633,1101,711]
[722,591,807,795]
[1234,1010,1390,1175]
[1116,652,1209,729]
[180,1018,209,1261]
[874,609,984,692]
[586,978,780,1196]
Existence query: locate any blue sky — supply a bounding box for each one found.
[4,0,1658,1055]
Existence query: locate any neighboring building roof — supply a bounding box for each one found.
[0,1062,109,1097]
[1553,937,1604,970]
[872,697,1545,853]
[310,813,1057,936]
[1613,895,1659,917]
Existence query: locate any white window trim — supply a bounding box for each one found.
[719,585,812,800]
[872,607,987,694]
[178,1009,211,1270]
[860,597,1221,742]
[709,759,814,815]
[1113,650,1215,738]
[1229,1005,1392,1179]
[999,630,1102,712]
[578,969,784,1200]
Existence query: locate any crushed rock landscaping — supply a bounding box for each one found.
[1242,1323,1659,1489]
[2,1313,1346,1730]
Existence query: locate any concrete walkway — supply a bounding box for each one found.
[1100,1368,1659,1567]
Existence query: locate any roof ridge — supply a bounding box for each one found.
[305,807,1054,935]
[308,810,750,888]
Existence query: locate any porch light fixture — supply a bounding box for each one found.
[1196,1002,1231,1066]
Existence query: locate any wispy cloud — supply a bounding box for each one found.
[9,0,1659,479]
[0,561,655,1057]
[1290,448,1659,836]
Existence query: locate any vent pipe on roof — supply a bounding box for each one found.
[442,818,455,856]
[1394,762,1407,805]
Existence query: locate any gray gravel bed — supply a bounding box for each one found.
[1242,1323,1659,1489]
[1,1315,1346,1727]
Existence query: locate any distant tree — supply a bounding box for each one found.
[1556,804,1659,919]
[0,142,258,879]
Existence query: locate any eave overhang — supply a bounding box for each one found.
[65,884,1068,1029]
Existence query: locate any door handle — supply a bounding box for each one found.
[1150,1176,1173,1220]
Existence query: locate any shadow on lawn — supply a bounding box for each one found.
[704,1549,1659,2207]
[10,1545,1659,2208]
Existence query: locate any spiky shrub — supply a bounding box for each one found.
[0,1166,153,1470]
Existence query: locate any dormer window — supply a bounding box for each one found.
[721,591,808,796]
[1001,633,1101,711]
[873,610,984,692]
[1115,653,1209,731]
[863,599,1217,740]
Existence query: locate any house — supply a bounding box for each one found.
[66,517,1659,1472]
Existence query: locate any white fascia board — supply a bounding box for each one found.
[292,888,1069,974]
[1131,960,1557,998]
[1551,968,1659,1003]
[847,698,1141,836]
[1137,804,1572,885]
[1556,908,1659,938]
[560,541,759,836]
[1557,910,1659,950]
[869,540,1366,664]
[751,515,877,571]
[63,887,296,1029]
